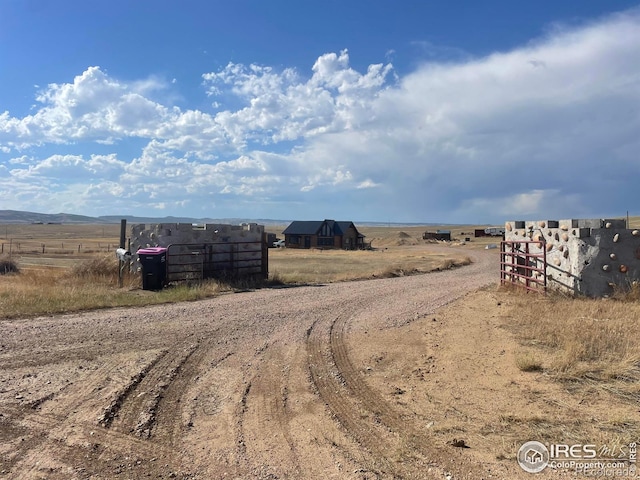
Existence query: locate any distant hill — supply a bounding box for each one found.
[0,209,456,227]
[0,210,111,224]
[98,215,291,226]
[0,210,291,226]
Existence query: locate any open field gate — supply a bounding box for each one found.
[500,240,547,294]
[166,239,267,283]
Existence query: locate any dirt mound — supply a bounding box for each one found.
[368,232,420,247]
[395,238,419,246]
[393,231,419,246]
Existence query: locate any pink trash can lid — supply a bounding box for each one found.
[137,247,167,255]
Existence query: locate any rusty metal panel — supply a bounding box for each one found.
[166,241,266,282]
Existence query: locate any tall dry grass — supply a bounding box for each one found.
[504,288,640,402]
[0,254,235,319]
[495,286,640,455]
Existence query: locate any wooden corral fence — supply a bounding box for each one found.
[500,240,547,293]
[165,240,267,282]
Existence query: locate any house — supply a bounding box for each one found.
[282,219,366,250]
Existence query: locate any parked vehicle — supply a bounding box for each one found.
[273,239,286,248]
[484,227,505,236]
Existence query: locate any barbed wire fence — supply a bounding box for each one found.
[1,240,118,256]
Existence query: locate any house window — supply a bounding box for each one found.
[317,237,333,246]
[320,223,333,236]
[289,235,300,244]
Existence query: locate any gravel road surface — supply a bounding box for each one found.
[0,247,499,479]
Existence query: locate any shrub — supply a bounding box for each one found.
[68,254,119,281]
[0,256,19,275]
[515,353,544,372]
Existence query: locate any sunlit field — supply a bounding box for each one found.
[0,223,473,318]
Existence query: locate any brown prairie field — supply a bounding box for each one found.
[0,222,639,479]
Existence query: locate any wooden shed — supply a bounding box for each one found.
[422,230,452,241]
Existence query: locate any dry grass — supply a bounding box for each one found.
[1,223,121,257]
[0,254,248,319]
[268,247,471,284]
[502,288,640,402]
[514,352,544,372]
[494,284,640,457]
[266,223,474,284]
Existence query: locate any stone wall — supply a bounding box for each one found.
[504,219,640,297]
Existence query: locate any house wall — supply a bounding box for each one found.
[342,226,359,250]
[504,218,640,297]
[284,234,316,248]
[284,234,341,249]
[130,223,266,279]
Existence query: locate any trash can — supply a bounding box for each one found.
[137,247,167,290]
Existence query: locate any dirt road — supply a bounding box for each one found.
[0,247,523,479]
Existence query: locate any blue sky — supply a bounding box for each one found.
[1,1,639,223]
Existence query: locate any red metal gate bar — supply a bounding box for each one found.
[500,240,547,294]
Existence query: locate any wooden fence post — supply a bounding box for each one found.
[119,219,127,288]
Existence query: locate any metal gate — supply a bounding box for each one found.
[166,240,267,283]
[500,240,547,293]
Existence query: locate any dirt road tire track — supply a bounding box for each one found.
[306,315,408,477]
[241,348,303,478]
[108,343,199,438]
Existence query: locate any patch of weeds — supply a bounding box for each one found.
[515,353,544,372]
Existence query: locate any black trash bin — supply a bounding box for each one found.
[137,247,167,290]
